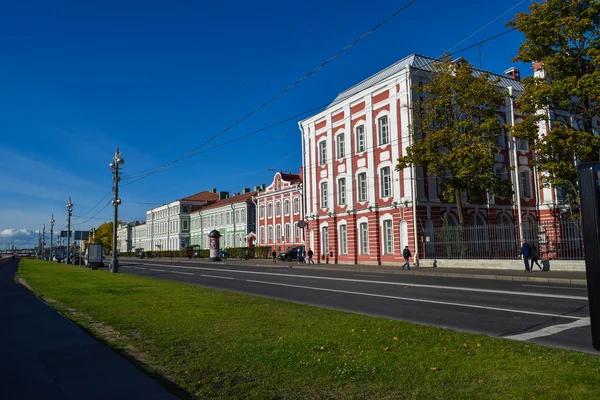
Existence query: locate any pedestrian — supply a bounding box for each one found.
[530,242,542,271]
[520,239,531,272]
[307,248,314,264]
[271,250,277,263]
[297,247,302,264]
[402,246,412,270]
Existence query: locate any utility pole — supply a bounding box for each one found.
[42,224,46,260]
[37,230,41,259]
[109,147,124,273]
[50,215,55,261]
[66,197,73,264]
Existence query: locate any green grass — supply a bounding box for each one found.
[17,259,600,399]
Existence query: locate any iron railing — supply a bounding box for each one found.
[421,220,584,260]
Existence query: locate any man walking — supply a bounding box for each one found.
[307,248,314,264]
[271,249,277,263]
[402,246,412,270]
[520,239,531,272]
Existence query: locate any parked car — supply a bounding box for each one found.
[279,247,301,261]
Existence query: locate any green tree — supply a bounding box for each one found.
[93,222,114,252]
[508,0,600,210]
[396,57,513,227]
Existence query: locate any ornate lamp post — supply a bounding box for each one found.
[50,215,55,261]
[66,198,73,263]
[109,147,124,273]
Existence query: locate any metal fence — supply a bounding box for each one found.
[420,220,584,260]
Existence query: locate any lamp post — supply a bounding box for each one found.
[42,224,46,260]
[50,215,55,261]
[109,147,124,273]
[66,198,73,263]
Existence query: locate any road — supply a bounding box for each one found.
[119,259,594,354]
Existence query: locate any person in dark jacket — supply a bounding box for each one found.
[307,248,314,264]
[402,246,412,270]
[520,240,531,272]
[271,250,277,263]
[530,243,542,271]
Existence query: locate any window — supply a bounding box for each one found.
[260,204,265,219]
[519,170,532,198]
[275,178,281,190]
[356,125,365,152]
[260,227,265,243]
[268,226,273,241]
[321,182,328,208]
[285,223,290,240]
[378,115,389,145]
[517,139,529,151]
[293,198,299,214]
[359,222,369,254]
[357,172,368,202]
[494,166,509,181]
[182,220,189,232]
[339,224,347,254]
[321,226,329,253]
[337,133,345,159]
[276,201,281,216]
[182,205,188,213]
[380,167,391,198]
[383,220,393,254]
[268,203,273,217]
[284,200,290,215]
[338,178,346,205]
[236,210,240,223]
[276,225,282,242]
[319,141,327,165]
[295,223,300,238]
[241,211,246,223]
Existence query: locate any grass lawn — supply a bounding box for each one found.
[17,259,600,399]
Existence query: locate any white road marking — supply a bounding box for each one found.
[201,274,234,280]
[133,262,588,301]
[133,267,146,270]
[504,318,590,341]
[522,284,587,291]
[245,279,581,320]
[150,269,166,272]
[172,271,193,276]
[353,274,384,278]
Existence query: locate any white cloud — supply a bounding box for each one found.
[0,228,38,248]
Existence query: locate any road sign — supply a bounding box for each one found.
[60,230,72,238]
[74,231,90,240]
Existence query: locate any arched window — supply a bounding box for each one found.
[268,203,273,218]
[284,200,290,215]
[497,214,515,253]
[259,204,265,219]
[293,198,299,214]
[469,214,489,253]
[276,201,281,216]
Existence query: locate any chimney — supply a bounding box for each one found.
[261,184,266,191]
[210,188,217,193]
[242,187,250,194]
[219,191,229,200]
[504,67,521,81]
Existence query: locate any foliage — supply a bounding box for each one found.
[93,222,114,252]
[17,258,600,399]
[396,57,513,225]
[508,0,600,209]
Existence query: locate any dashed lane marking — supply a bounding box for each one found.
[201,274,234,280]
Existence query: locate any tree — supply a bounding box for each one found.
[396,57,513,226]
[508,0,600,211]
[93,222,114,253]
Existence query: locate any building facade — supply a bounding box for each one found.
[254,172,304,253]
[298,53,562,265]
[189,189,258,249]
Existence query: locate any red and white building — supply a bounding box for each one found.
[298,54,572,265]
[254,172,304,253]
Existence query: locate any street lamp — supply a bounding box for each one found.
[66,198,73,263]
[42,224,46,260]
[109,147,124,273]
[50,215,55,261]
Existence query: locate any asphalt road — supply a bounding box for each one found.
[119,259,595,355]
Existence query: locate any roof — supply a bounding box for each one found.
[189,191,257,213]
[328,53,525,108]
[280,173,301,184]
[180,191,220,202]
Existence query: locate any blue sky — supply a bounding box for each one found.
[0,0,534,248]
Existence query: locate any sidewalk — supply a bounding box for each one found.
[129,256,589,286]
[0,258,179,400]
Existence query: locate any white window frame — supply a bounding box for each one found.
[284,200,290,215]
[378,115,389,145]
[336,132,345,159]
[519,168,532,199]
[259,204,265,219]
[355,124,365,153]
[359,222,369,255]
[320,181,328,208]
[382,219,393,254]
[293,198,299,214]
[357,172,368,202]
[339,224,347,255]
[276,201,281,217]
[318,140,327,165]
[380,166,391,198]
[285,223,291,240]
[268,202,273,218]
[338,178,346,205]
[321,226,329,253]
